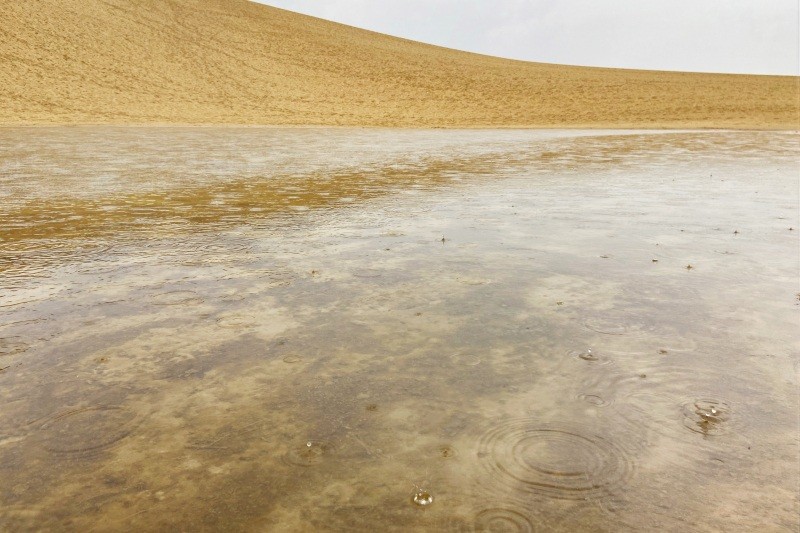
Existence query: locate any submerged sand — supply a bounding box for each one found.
[0,0,797,128]
[0,128,798,530]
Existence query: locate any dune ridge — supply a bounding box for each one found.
[1,0,797,128]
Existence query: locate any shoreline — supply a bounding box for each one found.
[1,123,797,132]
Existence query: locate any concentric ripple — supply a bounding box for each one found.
[215,313,257,328]
[283,440,336,467]
[477,420,633,500]
[568,348,611,365]
[352,269,383,278]
[583,315,654,336]
[151,290,204,306]
[448,508,535,532]
[612,391,679,435]
[429,443,459,459]
[583,364,751,440]
[583,317,629,335]
[473,508,534,532]
[38,406,142,455]
[577,393,612,407]
[451,354,482,367]
[652,338,698,354]
[681,399,731,436]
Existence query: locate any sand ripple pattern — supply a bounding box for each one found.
[478,420,633,501]
[0,337,29,356]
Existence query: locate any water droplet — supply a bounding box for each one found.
[412,490,433,506]
[568,348,610,365]
[283,440,335,466]
[682,399,731,436]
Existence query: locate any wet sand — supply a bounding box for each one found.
[0,128,798,531]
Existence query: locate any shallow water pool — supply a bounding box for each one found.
[0,128,798,531]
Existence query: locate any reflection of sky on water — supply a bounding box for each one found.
[0,129,797,531]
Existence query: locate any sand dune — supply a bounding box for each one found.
[1,0,797,128]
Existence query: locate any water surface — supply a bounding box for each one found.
[0,128,798,531]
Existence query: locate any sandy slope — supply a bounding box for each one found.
[1,0,797,128]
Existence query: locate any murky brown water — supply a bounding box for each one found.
[1,128,798,532]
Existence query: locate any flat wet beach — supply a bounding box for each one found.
[0,128,797,531]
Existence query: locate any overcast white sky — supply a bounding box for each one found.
[256,1,799,75]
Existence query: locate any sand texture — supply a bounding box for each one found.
[1,0,798,128]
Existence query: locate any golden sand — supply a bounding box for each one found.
[1,0,797,128]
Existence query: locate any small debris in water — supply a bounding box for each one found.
[685,264,693,270]
[733,230,739,235]
[652,259,658,263]
[659,349,668,354]
[412,490,433,506]
[556,301,563,306]
[439,445,456,458]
